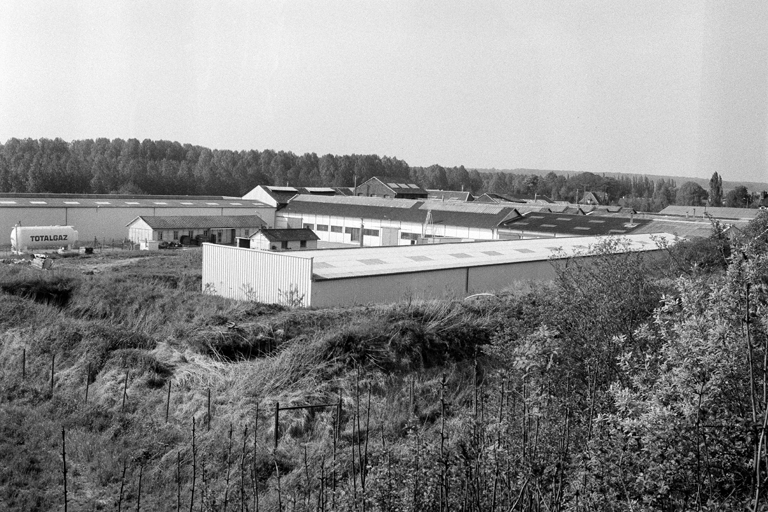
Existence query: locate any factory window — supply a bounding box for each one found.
[303,223,314,230]
[363,229,379,237]
[316,224,328,231]
[203,230,209,237]
[173,231,179,240]
[331,225,342,233]
[188,230,194,238]
[400,232,419,240]
[281,241,288,249]
[158,231,163,241]
[300,240,307,248]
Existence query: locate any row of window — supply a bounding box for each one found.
[303,223,379,237]
[159,229,235,241]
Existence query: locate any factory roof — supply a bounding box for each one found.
[251,228,320,242]
[499,211,651,236]
[127,215,267,229]
[282,195,521,230]
[658,205,761,220]
[0,193,269,209]
[271,233,674,280]
[426,190,474,202]
[361,177,428,196]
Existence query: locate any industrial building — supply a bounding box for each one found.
[276,195,522,246]
[275,195,650,247]
[202,233,671,308]
[0,193,275,244]
[126,215,268,245]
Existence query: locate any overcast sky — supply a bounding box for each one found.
[1,0,766,183]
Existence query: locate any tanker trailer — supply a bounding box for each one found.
[10,225,78,253]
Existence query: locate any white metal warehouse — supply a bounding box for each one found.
[202,233,672,308]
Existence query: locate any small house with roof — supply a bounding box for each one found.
[355,177,428,199]
[580,191,609,205]
[244,228,320,251]
[126,215,267,245]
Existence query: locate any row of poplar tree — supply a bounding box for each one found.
[0,137,756,211]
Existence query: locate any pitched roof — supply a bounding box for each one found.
[361,177,428,196]
[128,215,267,229]
[281,195,519,230]
[426,190,474,202]
[252,228,320,242]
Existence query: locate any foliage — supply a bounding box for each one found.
[2,217,768,509]
[676,180,709,206]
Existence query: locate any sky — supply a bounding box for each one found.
[1,0,766,183]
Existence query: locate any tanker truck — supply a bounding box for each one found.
[10,225,78,253]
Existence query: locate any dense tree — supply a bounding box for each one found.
[725,185,751,208]
[709,171,724,206]
[676,180,708,206]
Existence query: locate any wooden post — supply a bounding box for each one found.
[274,402,280,449]
[207,388,211,431]
[85,363,91,403]
[50,354,55,392]
[62,427,68,512]
[136,464,143,512]
[121,370,129,412]
[118,459,126,512]
[190,418,196,512]
[176,451,181,512]
[165,380,171,423]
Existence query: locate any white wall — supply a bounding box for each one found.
[202,244,313,306]
[277,211,495,247]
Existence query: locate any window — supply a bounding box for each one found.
[173,231,179,240]
[316,224,328,231]
[158,231,163,241]
[203,229,209,237]
[303,223,314,230]
[331,225,342,233]
[400,232,420,240]
[300,240,307,248]
[363,229,379,237]
[243,230,249,237]
[188,230,194,238]
[281,241,288,249]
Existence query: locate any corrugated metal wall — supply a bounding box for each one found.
[202,244,313,307]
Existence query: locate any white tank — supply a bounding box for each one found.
[10,225,79,252]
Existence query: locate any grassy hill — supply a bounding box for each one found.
[0,221,767,511]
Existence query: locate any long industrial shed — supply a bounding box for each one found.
[202,233,673,308]
[0,193,275,242]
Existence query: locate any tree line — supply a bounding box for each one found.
[0,138,762,211]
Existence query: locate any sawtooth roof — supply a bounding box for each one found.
[252,228,320,242]
[499,211,651,236]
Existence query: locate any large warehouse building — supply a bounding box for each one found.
[276,195,650,246]
[202,233,671,308]
[0,193,275,244]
